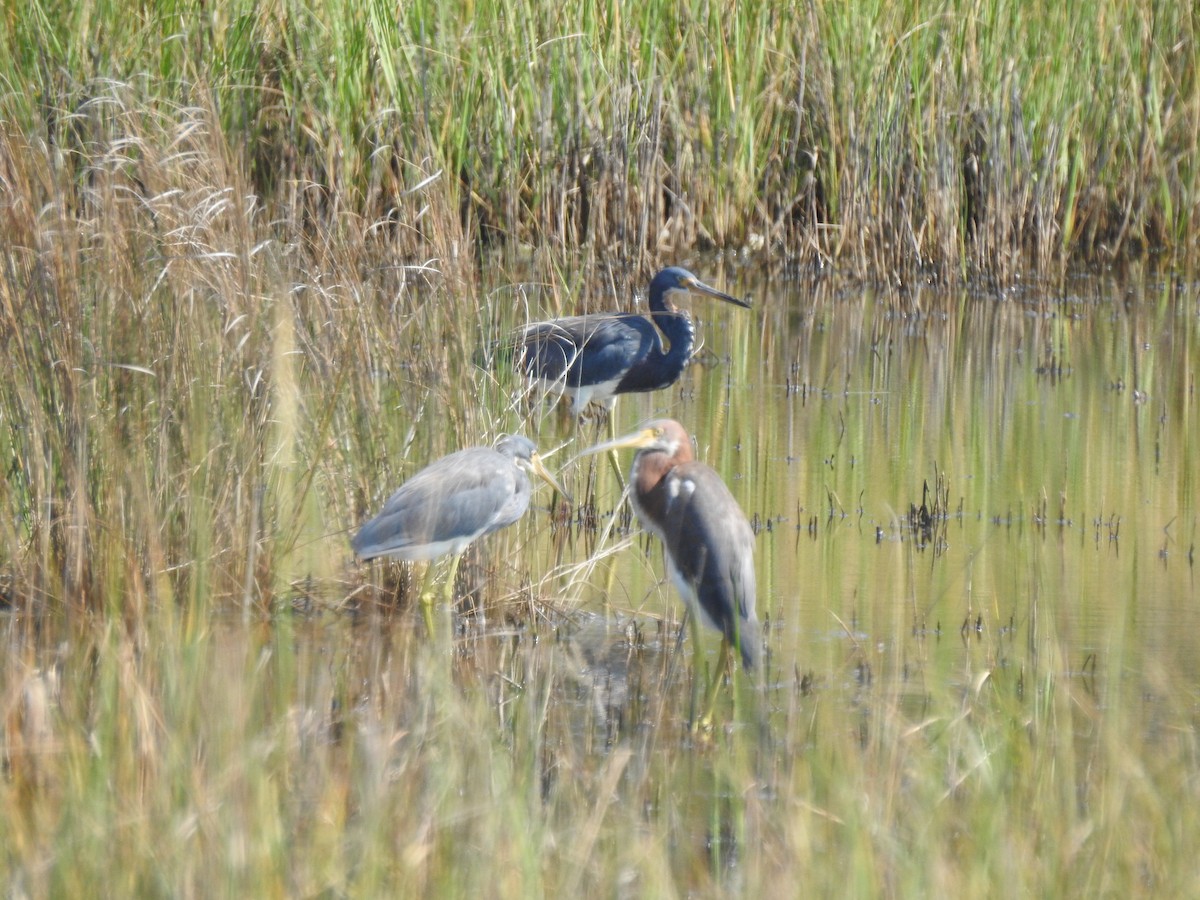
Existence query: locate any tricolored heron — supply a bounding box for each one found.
[513,267,750,415]
[352,435,567,632]
[584,418,760,725]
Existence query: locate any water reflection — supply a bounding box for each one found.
[10,272,1192,751]
[546,271,1199,721]
[314,269,1200,753]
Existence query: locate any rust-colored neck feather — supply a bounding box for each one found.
[632,429,694,517]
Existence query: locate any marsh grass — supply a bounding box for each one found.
[4,584,1199,894]
[2,4,1200,895]
[3,0,1199,284]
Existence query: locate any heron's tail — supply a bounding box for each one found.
[734,616,763,672]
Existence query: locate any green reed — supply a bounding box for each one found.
[4,0,1197,281]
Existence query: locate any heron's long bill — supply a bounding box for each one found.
[576,425,663,460]
[528,451,572,504]
[681,274,752,309]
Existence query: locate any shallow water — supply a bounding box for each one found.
[21,268,1185,737]
[509,269,1199,730]
[6,267,1194,893]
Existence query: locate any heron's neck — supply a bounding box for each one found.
[650,308,695,361]
[630,447,694,531]
[629,454,670,527]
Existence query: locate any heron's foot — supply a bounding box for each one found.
[692,682,724,735]
[689,711,716,736]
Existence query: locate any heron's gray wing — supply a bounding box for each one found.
[352,449,522,559]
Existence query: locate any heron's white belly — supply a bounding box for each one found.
[532,376,622,413]
[357,534,476,562]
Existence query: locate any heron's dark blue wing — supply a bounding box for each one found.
[657,463,760,668]
[352,449,527,560]
[517,313,660,389]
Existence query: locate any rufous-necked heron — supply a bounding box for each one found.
[584,418,760,725]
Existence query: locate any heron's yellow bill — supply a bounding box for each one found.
[527,451,572,504]
[576,424,667,460]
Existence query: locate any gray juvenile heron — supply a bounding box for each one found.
[512,267,750,415]
[352,435,566,632]
[584,418,760,724]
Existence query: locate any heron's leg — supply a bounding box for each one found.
[576,401,626,490]
[416,554,460,636]
[415,561,440,636]
[686,610,709,730]
[603,403,626,489]
[444,553,463,601]
[427,552,463,633]
[607,450,626,489]
[697,640,732,731]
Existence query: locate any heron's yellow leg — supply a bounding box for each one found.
[685,611,713,732]
[697,640,732,731]
[605,408,627,489]
[444,553,463,602]
[426,553,462,635]
[415,553,460,637]
[409,561,435,636]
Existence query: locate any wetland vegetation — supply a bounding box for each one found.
[2,0,1199,895]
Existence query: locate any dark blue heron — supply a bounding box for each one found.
[584,418,760,724]
[512,267,750,415]
[353,435,566,632]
